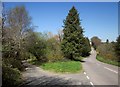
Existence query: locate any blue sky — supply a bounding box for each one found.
[4,2,118,42]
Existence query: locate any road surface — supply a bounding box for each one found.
[82,47,119,85]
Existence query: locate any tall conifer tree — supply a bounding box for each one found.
[61,6,88,60]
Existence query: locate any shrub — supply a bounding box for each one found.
[96,55,119,67]
[97,43,117,61]
[114,35,120,61]
[3,58,25,71]
[2,63,22,87]
[27,53,37,62]
[81,37,91,57]
[27,32,48,62]
[46,37,64,62]
[46,49,64,62]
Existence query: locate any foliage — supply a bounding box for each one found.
[81,37,91,57]
[27,32,48,62]
[106,39,109,44]
[58,29,63,42]
[61,6,90,60]
[46,37,64,62]
[41,61,82,73]
[114,35,120,61]
[27,53,37,62]
[3,58,25,71]
[96,36,119,66]
[97,43,117,61]
[2,6,34,70]
[27,32,64,62]
[2,63,22,87]
[91,36,101,50]
[96,55,119,67]
[28,58,43,67]
[2,6,33,86]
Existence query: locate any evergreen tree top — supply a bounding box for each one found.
[69,6,77,12]
[64,6,81,28]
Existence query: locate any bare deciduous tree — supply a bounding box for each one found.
[3,6,33,60]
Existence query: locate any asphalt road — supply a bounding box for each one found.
[82,47,119,85]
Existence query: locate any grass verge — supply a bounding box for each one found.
[96,55,120,67]
[41,61,82,73]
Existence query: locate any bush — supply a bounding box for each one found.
[3,58,25,71]
[46,49,64,62]
[81,37,91,57]
[27,53,44,65]
[27,32,48,62]
[27,33,65,63]
[46,37,64,62]
[2,63,22,87]
[96,55,119,67]
[97,43,118,62]
[114,35,120,61]
[27,53,37,62]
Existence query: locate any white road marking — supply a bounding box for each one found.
[84,72,86,75]
[90,82,94,85]
[86,76,90,79]
[84,72,94,86]
[104,67,118,74]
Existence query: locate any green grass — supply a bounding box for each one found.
[96,55,120,67]
[41,61,82,73]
